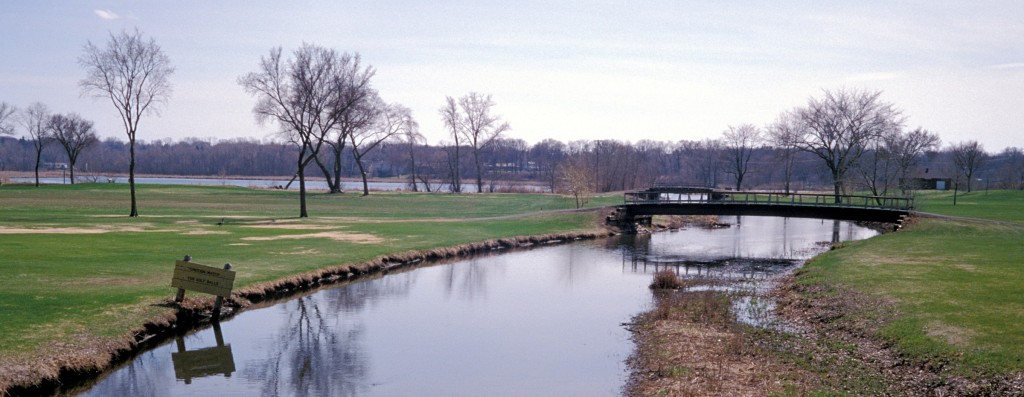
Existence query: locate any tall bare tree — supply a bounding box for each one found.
[767,110,802,194]
[455,93,510,193]
[49,113,98,184]
[722,123,762,191]
[239,44,354,217]
[950,140,987,193]
[313,54,376,194]
[401,110,425,192]
[887,127,941,193]
[19,103,51,186]
[854,133,898,200]
[796,88,902,202]
[0,102,15,136]
[79,29,173,216]
[439,97,463,193]
[349,101,407,195]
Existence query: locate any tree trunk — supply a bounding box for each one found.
[34,148,43,187]
[298,165,308,218]
[312,153,339,193]
[332,146,343,193]
[129,139,138,217]
[354,154,370,196]
[408,144,419,192]
[474,150,483,193]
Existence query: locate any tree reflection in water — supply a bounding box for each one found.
[242,274,414,397]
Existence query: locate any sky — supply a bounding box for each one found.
[1,1,1022,151]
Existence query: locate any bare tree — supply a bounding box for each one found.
[456,93,510,193]
[0,102,15,136]
[19,103,51,186]
[950,140,987,193]
[722,123,762,191]
[767,110,802,194]
[854,133,899,199]
[887,127,941,193]
[350,101,407,195]
[401,110,425,192]
[558,157,594,208]
[796,88,903,202]
[79,29,173,216]
[239,44,353,217]
[49,113,98,184]
[439,97,463,193]
[313,54,376,194]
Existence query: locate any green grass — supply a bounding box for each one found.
[799,190,1024,376]
[0,183,616,374]
[914,189,1024,223]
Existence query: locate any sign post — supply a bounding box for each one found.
[171,256,236,320]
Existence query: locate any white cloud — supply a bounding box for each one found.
[93,9,120,20]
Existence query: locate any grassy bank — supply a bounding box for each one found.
[794,190,1024,390]
[0,183,619,391]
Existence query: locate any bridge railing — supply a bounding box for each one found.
[624,190,914,211]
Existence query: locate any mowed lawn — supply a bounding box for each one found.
[0,183,617,382]
[799,190,1024,375]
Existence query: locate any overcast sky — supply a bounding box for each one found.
[2,1,1022,151]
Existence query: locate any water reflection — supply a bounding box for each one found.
[74,216,876,397]
[171,323,235,384]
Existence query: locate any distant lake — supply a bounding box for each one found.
[11,177,548,193]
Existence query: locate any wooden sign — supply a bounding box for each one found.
[171,260,236,297]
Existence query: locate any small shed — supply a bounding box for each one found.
[905,168,953,190]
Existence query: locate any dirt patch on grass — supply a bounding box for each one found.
[241,224,341,230]
[241,231,384,244]
[0,227,110,234]
[181,230,230,235]
[924,321,978,347]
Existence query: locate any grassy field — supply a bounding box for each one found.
[798,189,1024,378]
[0,183,619,389]
[914,189,1024,223]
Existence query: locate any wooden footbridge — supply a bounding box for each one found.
[608,187,913,232]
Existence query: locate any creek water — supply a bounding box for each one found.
[72,217,876,397]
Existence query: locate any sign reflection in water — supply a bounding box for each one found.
[75,216,876,397]
[171,323,235,384]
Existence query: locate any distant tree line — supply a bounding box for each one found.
[2,130,1020,193]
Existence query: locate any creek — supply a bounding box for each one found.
[73,216,876,396]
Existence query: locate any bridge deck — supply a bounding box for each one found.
[625,190,913,211]
[615,189,913,226]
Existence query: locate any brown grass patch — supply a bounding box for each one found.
[241,224,341,230]
[628,290,815,396]
[0,227,109,235]
[181,230,230,235]
[925,321,977,347]
[241,231,384,243]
